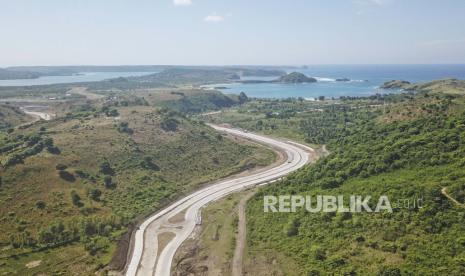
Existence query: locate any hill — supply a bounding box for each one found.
[380,80,411,89]
[0,105,34,130]
[207,79,465,275]
[0,68,41,80]
[0,105,274,275]
[275,72,317,83]
[382,78,465,95]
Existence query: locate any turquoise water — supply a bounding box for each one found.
[212,65,465,99]
[0,71,157,86]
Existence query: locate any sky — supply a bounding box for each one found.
[1,0,465,66]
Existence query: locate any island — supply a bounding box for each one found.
[275,72,317,83]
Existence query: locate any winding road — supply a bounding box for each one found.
[125,125,312,276]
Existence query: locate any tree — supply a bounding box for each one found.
[118,122,133,134]
[238,92,249,104]
[103,176,115,189]
[35,200,46,209]
[70,190,82,207]
[56,164,68,171]
[59,170,76,182]
[160,116,179,131]
[286,218,300,237]
[140,156,159,170]
[88,188,102,201]
[99,161,114,175]
[38,229,54,245]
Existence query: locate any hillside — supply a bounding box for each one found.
[153,90,238,113]
[380,80,411,89]
[382,78,465,95]
[0,68,41,80]
[0,105,34,130]
[0,105,274,275]
[208,79,465,275]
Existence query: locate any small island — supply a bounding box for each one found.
[276,72,317,83]
[239,72,318,84]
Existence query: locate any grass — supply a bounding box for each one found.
[0,105,34,130]
[0,104,275,274]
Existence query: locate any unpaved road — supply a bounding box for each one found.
[69,87,104,100]
[441,187,464,208]
[232,190,256,276]
[125,125,312,276]
[20,106,53,121]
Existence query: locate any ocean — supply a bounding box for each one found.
[2,65,465,99]
[0,71,158,87]
[209,64,465,99]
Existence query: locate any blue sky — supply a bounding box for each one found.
[1,0,465,66]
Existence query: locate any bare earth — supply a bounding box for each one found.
[232,190,257,276]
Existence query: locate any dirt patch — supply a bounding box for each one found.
[244,255,285,276]
[232,190,257,276]
[108,223,136,271]
[168,209,187,224]
[158,232,176,256]
[69,87,104,100]
[171,227,211,276]
[25,260,42,269]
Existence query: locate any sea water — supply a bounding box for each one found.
[213,64,465,99]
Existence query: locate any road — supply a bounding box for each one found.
[20,106,54,121]
[125,125,312,276]
[68,87,104,100]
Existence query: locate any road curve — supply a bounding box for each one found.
[125,125,312,276]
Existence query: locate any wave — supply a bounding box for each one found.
[314,77,336,82]
[313,76,367,83]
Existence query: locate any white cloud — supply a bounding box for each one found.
[173,0,192,6]
[204,12,226,23]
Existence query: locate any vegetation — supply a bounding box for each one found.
[0,105,34,130]
[0,68,42,80]
[381,78,465,95]
[275,72,317,83]
[0,103,275,274]
[207,79,465,275]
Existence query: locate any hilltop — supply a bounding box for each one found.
[275,72,317,83]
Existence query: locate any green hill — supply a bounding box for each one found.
[382,78,465,95]
[0,68,41,80]
[209,79,465,275]
[276,72,317,83]
[0,105,274,275]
